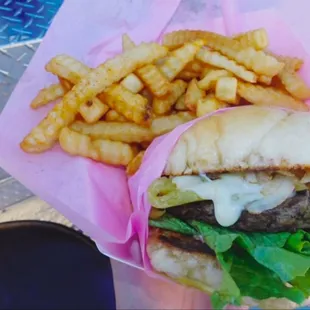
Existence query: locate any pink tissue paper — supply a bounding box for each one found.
[1,0,310,308]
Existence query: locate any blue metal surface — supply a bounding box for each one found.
[0,0,63,47]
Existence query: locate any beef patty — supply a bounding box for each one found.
[168,190,310,232]
[152,227,215,256]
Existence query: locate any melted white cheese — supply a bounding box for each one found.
[172,173,295,227]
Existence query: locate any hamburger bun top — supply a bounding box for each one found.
[164,106,310,176]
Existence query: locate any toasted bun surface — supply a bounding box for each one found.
[147,228,308,309]
[164,106,310,176]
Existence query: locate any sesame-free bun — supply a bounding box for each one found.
[164,106,310,176]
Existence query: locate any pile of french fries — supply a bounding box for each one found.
[21,28,310,176]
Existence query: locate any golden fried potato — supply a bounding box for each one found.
[266,51,304,72]
[197,48,257,83]
[215,77,238,104]
[59,127,137,166]
[120,73,144,93]
[103,84,151,125]
[237,81,309,111]
[185,79,205,111]
[258,75,272,85]
[105,110,127,122]
[174,94,187,111]
[21,43,167,152]
[47,56,111,126]
[140,88,153,106]
[278,65,310,100]
[122,33,136,51]
[58,77,73,91]
[136,64,170,97]
[196,94,228,117]
[184,60,204,73]
[70,121,154,143]
[126,150,145,176]
[45,54,90,84]
[30,83,65,109]
[153,80,187,115]
[158,40,204,81]
[163,30,284,76]
[162,30,208,49]
[198,69,232,91]
[234,28,269,50]
[176,70,200,80]
[151,112,194,136]
[79,98,109,124]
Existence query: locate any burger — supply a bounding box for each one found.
[146,106,310,309]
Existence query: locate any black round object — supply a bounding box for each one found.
[0,220,116,310]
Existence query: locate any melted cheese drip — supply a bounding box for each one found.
[172,173,295,227]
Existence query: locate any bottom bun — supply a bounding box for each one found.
[147,228,307,309]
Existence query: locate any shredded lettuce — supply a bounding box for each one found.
[148,177,201,209]
[149,215,310,309]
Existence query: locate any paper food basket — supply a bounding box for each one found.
[1,0,310,308]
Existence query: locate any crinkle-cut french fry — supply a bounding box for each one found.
[266,51,304,72]
[105,110,127,122]
[120,73,144,93]
[158,40,205,81]
[200,65,215,79]
[176,70,200,80]
[30,83,65,109]
[140,88,153,106]
[233,28,269,50]
[237,81,309,112]
[215,77,238,104]
[153,80,187,115]
[59,127,137,166]
[197,48,257,83]
[103,84,151,125]
[277,64,310,100]
[126,150,145,176]
[136,64,170,97]
[185,79,205,111]
[46,55,109,124]
[163,30,283,77]
[151,112,195,136]
[121,34,144,95]
[162,30,208,49]
[174,94,187,111]
[184,60,204,73]
[79,98,109,123]
[58,77,73,91]
[21,43,167,152]
[45,54,90,84]
[258,75,272,85]
[122,33,136,51]
[70,121,154,143]
[198,69,232,91]
[196,94,228,117]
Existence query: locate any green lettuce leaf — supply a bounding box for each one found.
[291,270,310,295]
[149,214,196,236]
[148,177,201,209]
[191,221,310,282]
[149,215,310,309]
[226,247,305,304]
[286,230,310,255]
